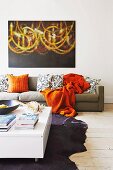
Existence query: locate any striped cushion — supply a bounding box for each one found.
[7,74,29,93]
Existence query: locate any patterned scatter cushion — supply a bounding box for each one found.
[84,76,101,93]
[51,74,63,89]
[37,74,52,91]
[0,75,9,92]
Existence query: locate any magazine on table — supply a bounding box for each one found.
[0,119,16,129]
[16,113,39,124]
[0,114,16,126]
[0,119,16,132]
[15,120,38,130]
[15,124,36,130]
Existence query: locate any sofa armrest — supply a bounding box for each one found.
[96,85,104,111]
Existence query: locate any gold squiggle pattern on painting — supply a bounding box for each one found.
[8,21,75,55]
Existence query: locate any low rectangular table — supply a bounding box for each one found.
[0,106,52,161]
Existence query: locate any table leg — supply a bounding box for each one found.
[35,158,39,162]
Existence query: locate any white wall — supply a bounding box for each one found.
[0,0,113,103]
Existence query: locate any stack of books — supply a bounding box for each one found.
[0,114,16,132]
[15,113,39,130]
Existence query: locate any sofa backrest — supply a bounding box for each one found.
[28,77,38,91]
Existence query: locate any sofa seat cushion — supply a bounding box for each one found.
[19,91,45,102]
[0,92,19,100]
[76,93,98,102]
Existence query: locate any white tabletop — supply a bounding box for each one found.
[0,106,52,137]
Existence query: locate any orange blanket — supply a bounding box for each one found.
[41,73,90,117]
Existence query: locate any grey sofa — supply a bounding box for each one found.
[0,77,104,112]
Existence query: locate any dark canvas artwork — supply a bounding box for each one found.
[8,21,75,68]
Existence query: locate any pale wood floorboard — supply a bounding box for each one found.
[69,104,113,170]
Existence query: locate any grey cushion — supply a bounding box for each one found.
[76,93,98,102]
[19,91,45,102]
[0,92,19,100]
[28,77,38,91]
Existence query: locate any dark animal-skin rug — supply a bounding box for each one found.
[0,114,88,170]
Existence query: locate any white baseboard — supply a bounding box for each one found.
[104,96,113,103]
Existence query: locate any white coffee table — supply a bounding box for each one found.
[0,106,52,162]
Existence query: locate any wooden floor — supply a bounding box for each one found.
[69,104,113,170]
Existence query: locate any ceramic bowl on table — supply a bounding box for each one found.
[0,100,20,115]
